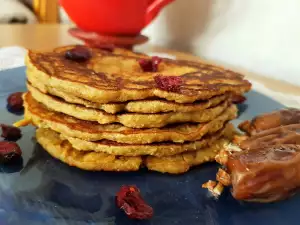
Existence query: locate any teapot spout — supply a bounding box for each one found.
[145,0,174,26]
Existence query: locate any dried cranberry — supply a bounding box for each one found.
[151,56,162,72]
[1,124,21,141]
[139,59,153,72]
[65,46,91,62]
[7,92,24,112]
[232,94,246,104]
[139,56,162,72]
[116,185,153,220]
[154,75,183,92]
[0,141,22,163]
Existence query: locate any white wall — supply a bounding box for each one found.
[143,0,300,86]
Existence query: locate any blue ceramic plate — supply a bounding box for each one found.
[0,67,298,225]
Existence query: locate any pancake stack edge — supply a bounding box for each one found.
[20,45,251,174]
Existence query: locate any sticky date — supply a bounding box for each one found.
[227,144,300,202]
[227,108,300,202]
[239,108,300,135]
[116,185,153,220]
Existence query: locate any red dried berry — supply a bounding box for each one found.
[116,185,153,220]
[232,94,247,104]
[154,75,183,92]
[7,92,24,112]
[139,56,162,72]
[1,124,21,141]
[0,141,22,163]
[65,46,91,62]
[151,56,162,72]
[139,59,153,72]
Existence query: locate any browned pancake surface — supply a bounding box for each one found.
[26,45,251,104]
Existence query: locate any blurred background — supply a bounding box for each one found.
[1,0,300,86]
[0,0,68,24]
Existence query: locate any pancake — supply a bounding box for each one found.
[23,92,237,143]
[26,45,251,104]
[36,128,142,172]
[145,138,230,174]
[28,84,230,128]
[28,80,229,114]
[30,83,125,114]
[61,123,235,157]
[36,128,229,174]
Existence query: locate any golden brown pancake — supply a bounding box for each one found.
[61,123,235,157]
[24,92,237,143]
[36,128,230,174]
[26,45,251,104]
[28,84,229,128]
[145,138,230,174]
[28,80,229,114]
[36,128,142,172]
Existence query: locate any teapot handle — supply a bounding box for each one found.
[145,0,174,26]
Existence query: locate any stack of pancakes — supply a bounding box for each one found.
[21,45,251,174]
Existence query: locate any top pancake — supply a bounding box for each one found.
[26,45,251,104]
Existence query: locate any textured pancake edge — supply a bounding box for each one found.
[36,127,231,174]
[62,123,236,157]
[36,128,142,172]
[24,92,238,143]
[145,138,230,174]
[28,80,230,113]
[28,85,230,128]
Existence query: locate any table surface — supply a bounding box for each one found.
[1,24,299,97]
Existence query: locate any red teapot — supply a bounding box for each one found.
[60,0,174,35]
